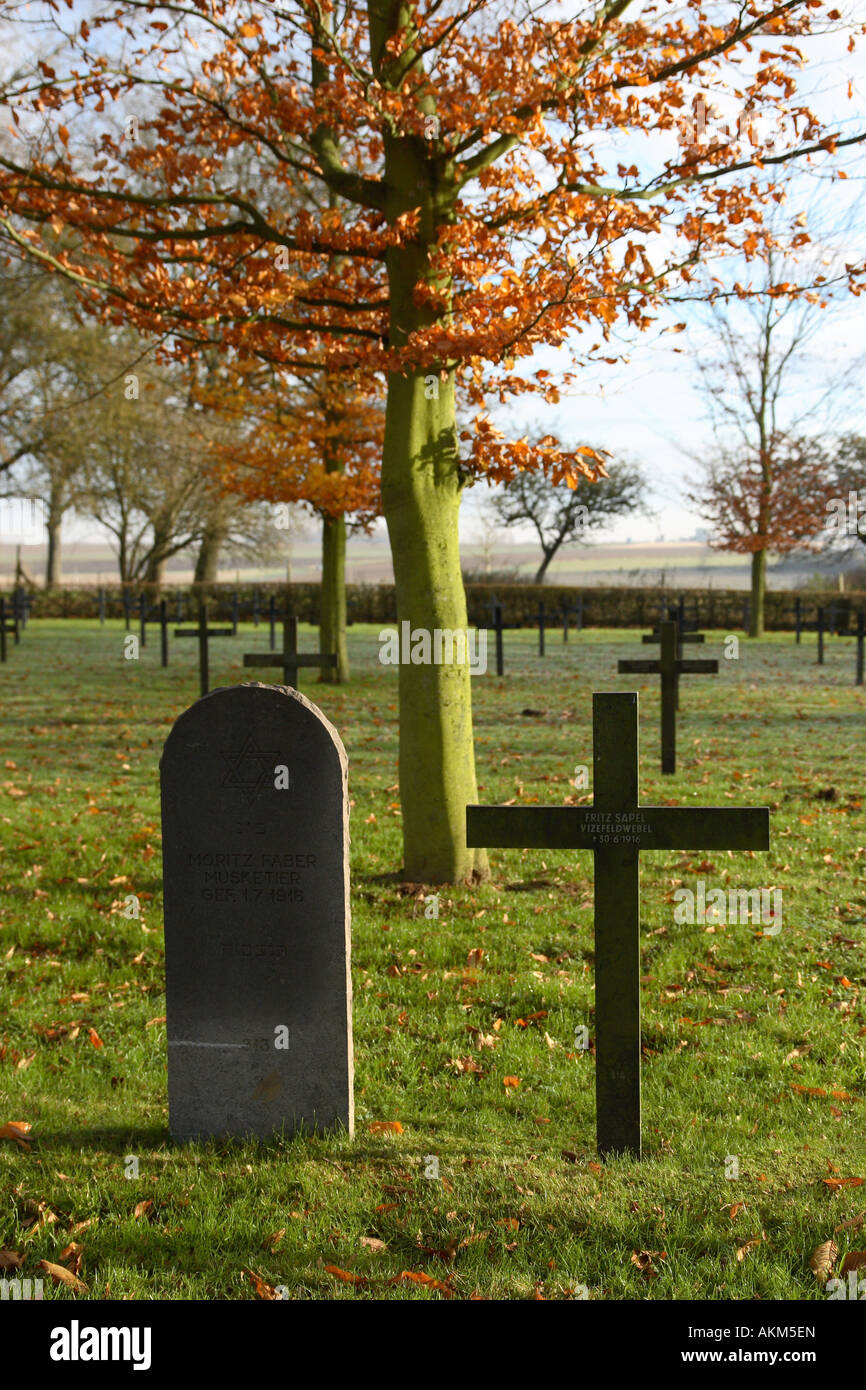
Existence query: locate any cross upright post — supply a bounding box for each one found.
[252,588,260,627]
[467,692,770,1158]
[817,607,825,665]
[795,596,802,645]
[174,602,234,696]
[642,612,704,711]
[139,593,147,648]
[487,600,504,676]
[232,591,239,636]
[123,589,131,631]
[243,615,337,687]
[98,588,106,625]
[0,596,18,661]
[619,621,717,774]
[160,599,169,668]
[269,595,277,651]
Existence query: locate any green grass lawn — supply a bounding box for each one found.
[1,619,864,1300]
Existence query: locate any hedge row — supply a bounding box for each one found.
[9,581,865,631]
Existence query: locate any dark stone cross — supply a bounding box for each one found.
[562,596,583,642]
[619,620,717,774]
[0,596,19,662]
[487,599,505,676]
[642,612,705,710]
[467,692,769,1158]
[174,602,234,696]
[243,615,337,688]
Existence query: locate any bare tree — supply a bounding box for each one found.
[486,436,646,582]
[684,239,864,634]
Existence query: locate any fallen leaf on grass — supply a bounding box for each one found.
[392,1270,454,1298]
[360,1236,387,1252]
[823,1177,864,1190]
[728,1203,744,1221]
[497,1218,520,1231]
[87,1028,104,1048]
[21,1200,57,1233]
[243,1267,281,1300]
[133,1200,154,1221]
[502,1075,520,1089]
[368,1121,403,1135]
[58,1242,84,1276]
[834,1212,866,1234]
[324,1264,368,1287]
[145,1016,166,1028]
[38,1259,88,1294]
[736,1234,765,1262]
[631,1250,666,1277]
[809,1240,837,1281]
[840,1251,866,1275]
[0,1250,23,1270]
[0,1121,33,1151]
[264,1229,285,1252]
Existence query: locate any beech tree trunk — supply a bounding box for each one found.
[749,548,766,638]
[319,511,349,683]
[194,525,226,583]
[45,511,62,586]
[381,359,488,884]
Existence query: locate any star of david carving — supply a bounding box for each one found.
[220,734,282,806]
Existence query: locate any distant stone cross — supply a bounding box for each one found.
[466,692,769,1158]
[619,620,717,774]
[0,596,19,662]
[641,613,705,710]
[174,602,234,696]
[243,615,337,688]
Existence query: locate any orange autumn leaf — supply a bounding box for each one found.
[0,1121,34,1151]
[88,1028,104,1048]
[324,1264,368,1287]
[38,1259,88,1294]
[392,1270,454,1298]
[823,1177,865,1189]
[502,1076,521,1089]
[368,1121,403,1135]
[243,1267,281,1300]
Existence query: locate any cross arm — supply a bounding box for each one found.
[467,805,602,850]
[618,660,660,673]
[677,659,718,673]
[640,806,769,850]
[466,803,769,852]
[642,633,705,643]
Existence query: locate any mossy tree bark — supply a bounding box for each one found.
[749,547,766,638]
[380,209,488,882]
[319,509,349,683]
